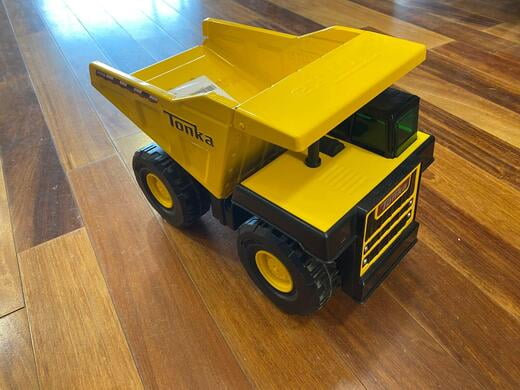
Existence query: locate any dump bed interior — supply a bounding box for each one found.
[132,19,357,104]
[133,19,426,152]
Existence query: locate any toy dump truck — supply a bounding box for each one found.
[90,19,434,314]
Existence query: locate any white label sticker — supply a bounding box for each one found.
[169,76,235,101]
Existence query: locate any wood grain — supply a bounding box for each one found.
[62,0,155,73]
[96,0,185,61]
[351,0,520,60]
[449,0,520,25]
[396,67,520,148]
[18,228,143,389]
[0,309,39,389]
[0,158,23,318]
[419,100,520,190]
[1,0,44,36]
[230,0,323,34]
[31,0,140,140]
[432,40,520,98]
[419,184,520,321]
[0,2,82,251]
[485,22,520,42]
[385,240,520,389]
[5,0,115,169]
[423,144,520,251]
[420,50,520,114]
[277,0,452,48]
[391,0,501,30]
[69,156,251,389]
[319,290,482,389]
[127,0,202,49]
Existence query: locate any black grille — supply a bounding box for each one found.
[363,207,413,264]
[365,170,417,241]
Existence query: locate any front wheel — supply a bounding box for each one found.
[133,143,210,227]
[237,218,339,315]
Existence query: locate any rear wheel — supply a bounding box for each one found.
[237,217,339,315]
[133,143,210,227]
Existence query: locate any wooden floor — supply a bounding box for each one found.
[0,0,519,388]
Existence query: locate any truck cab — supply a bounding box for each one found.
[331,88,420,159]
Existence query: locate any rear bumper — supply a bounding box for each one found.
[345,221,419,301]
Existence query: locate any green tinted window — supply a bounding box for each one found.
[395,107,418,151]
[351,113,388,154]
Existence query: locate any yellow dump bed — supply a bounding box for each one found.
[132,18,425,151]
[90,19,425,198]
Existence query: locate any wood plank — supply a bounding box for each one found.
[385,240,520,389]
[164,0,268,31]
[319,289,482,388]
[5,0,115,169]
[449,0,520,24]
[390,0,500,30]
[69,156,251,389]
[128,0,294,50]
[174,0,263,25]
[418,185,520,321]
[396,67,520,148]
[351,0,520,60]
[159,0,211,28]
[361,26,520,120]
[276,0,452,48]
[62,0,156,73]
[116,137,480,388]
[0,117,83,251]
[136,0,289,48]
[420,50,520,114]
[18,228,143,389]
[423,144,520,251]
[0,309,39,389]
[96,0,185,61]
[1,0,45,36]
[0,158,23,318]
[432,41,520,96]
[128,0,202,49]
[485,22,520,43]
[0,2,83,251]
[419,100,520,190]
[229,0,323,34]
[31,0,140,140]
[15,31,115,169]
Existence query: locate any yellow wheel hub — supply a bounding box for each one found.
[146,173,173,208]
[255,250,293,293]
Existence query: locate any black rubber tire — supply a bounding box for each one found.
[133,143,210,227]
[237,217,339,315]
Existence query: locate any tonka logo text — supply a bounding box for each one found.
[163,111,214,147]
